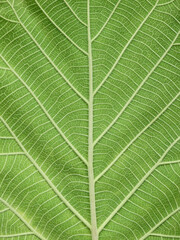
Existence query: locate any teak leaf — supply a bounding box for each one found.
[0,0,180,239]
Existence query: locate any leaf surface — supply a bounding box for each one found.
[0,0,180,239]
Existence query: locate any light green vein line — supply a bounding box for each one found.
[64,0,87,26]
[0,198,45,240]
[95,92,180,182]
[0,208,9,213]
[157,0,175,6]
[0,67,11,71]
[93,31,180,146]
[0,15,19,24]
[93,0,158,95]
[87,0,98,239]
[91,0,122,42]
[34,0,88,55]
[150,233,180,238]
[0,136,14,139]
[0,153,25,156]
[0,55,88,166]
[0,117,91,230]
[0,232,34,238]
[98,137,180,234]
[140,207,180,240]
[6,2,89,105]
[159,160,180,165]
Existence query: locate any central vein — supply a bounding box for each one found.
[87,1,98,239]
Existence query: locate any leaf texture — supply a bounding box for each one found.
[0,0,180,239]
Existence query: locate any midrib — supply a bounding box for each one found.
[87,1,98,239]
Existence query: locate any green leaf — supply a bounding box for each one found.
[0,0,180,239]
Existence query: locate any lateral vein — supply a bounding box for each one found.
[98,137,180,233]
[91,0,122,42]
[140,208,180,240]
[6,2,89,105]
[93,31,180,146]
[0,54,88,166]
[0,232,34,238]
[0,152,25,156]
[34,0,88,55]
[0,117,91,230]
[0,198,45,240]
[64,0,87,27]
[93,0,158,95]
[95,91,180,182]
[150,233,180,238]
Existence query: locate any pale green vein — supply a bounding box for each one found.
[64,0,87,26]
[93,31,180,146]
[6,2,89,105]
[0,67,10,70]
[98,137,180,234]
[34,0,88,55]
[0,198,45,240]
[0,152,24,156]
[150,233,180,238]
[149,233,180,239]
[0,232,34,238]
[0,15,19,24]
[157,0,175,6]
[0,136,14,139]
[91,0,122,42]
[93,0,158,95]
[0,55,88,166]
[140,207,180,240]
[0,1,179,239]
[0,208,9,213]
[159,160,180,165]
[0,117,91,230]
[87,0,98,239]
[95,92,180,182]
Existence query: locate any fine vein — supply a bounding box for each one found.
[7,1,89,105]
[0,198,45,240]
[0,55,88,166]
[0,117,91,230]
[98,137,180,233]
